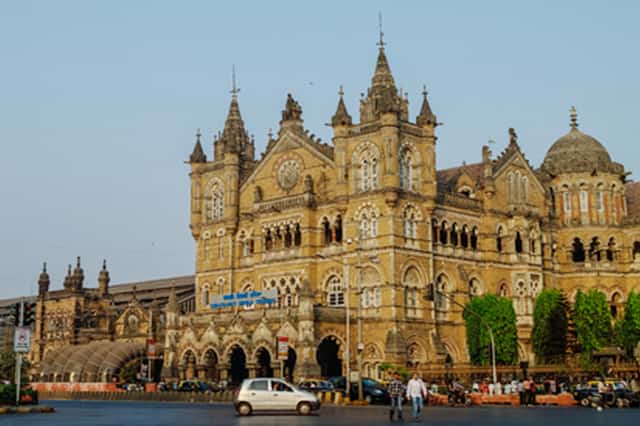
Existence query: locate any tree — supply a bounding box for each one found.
[464,295,518,365]
[0,350,31,384]
[618,292,640,357]
[532,289,568,363]
[573,289,612,354]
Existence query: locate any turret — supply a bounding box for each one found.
[279,93,304,134]
[72,256,84,291]
[37,262,50,297]
[98,259,110,296]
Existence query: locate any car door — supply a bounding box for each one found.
[246,379,270,410]
[271,379,297,410]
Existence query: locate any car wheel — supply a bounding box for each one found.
[237,402,252,416]
[297,402,312,416]
[580,398,590,407]
[365,395,373,404]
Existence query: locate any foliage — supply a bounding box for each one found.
[464,295,518,365]
[573,289,612,354]
[378,363,410,381]
[618,291,640,357]
[532,289,568,363]
[0,350,31,384]
[119,359,141,383]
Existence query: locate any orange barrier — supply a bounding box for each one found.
[469,392,576,406]
[31,383,123,393]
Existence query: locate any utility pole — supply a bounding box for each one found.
[356,238,364,402]
[15,299,24,406]
[148,308,153,383]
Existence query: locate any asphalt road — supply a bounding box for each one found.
[2,400,639,426]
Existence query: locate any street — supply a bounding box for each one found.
[2,401,639,426]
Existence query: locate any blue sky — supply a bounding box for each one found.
[1,1,639,298]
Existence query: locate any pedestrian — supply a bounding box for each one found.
[521,378,529,406]
[528,376,536,406]
[387,372,406,421]
[495,381,502,395]
[406,373,427,420]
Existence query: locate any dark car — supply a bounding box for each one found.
[573,382,638,408]
[328,376,389,404]
[178,380,208,392]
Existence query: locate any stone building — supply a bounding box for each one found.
[163,39,640,385]
[28,39,640,385]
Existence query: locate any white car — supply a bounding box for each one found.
[234,378,321,416]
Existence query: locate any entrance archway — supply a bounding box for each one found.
[228,345,248,385]
[283,348,296,382]
[203,349,219,381]
[256,347,273,377]
[181,350,196,380]
[316,336,342,378]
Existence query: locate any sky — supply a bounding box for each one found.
[1,0,639,298]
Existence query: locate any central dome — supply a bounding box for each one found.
[540,109,621,176]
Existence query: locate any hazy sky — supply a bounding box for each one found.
[1,1,639,298]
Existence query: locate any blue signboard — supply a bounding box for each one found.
[210,289,278,309]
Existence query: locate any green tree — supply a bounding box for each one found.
[464,295,518,365]
[618,292,640,357]
[0,350,31,384]
[532,289,568,363]
[573,289,612,354]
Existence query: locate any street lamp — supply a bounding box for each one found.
[317,239,379,402]
[425,284,497,385]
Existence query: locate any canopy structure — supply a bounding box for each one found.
[38,341,158,382]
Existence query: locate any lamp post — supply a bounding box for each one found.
[318,240,379,402]
[426,285,497,385]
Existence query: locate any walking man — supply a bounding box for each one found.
[406,373,427,420]
[388,372,406,421]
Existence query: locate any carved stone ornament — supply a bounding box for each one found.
[277,159,300,191]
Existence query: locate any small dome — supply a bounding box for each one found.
[541,108,620,176]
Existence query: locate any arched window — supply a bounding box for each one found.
[460,225,469,248]
[201,285,210,307]
[362,288,371,308]
[468,279,482,298]
[334,215,343,243]
[596,190,604,213]
[241,283,255,310]
[521,176,529,202]
[322,217,332,246]
[579,189,589,213]
[362,158,369,191]
[284,225,292,248]
[515,231,523,253]
[294,223,302,246]
[470,227,478,250]
[358,208,379,239]
[572,238,585,262]
[354,144,380,193]
[440,221,448,245]
[606,237,616,262]
[498,282,509,297]
[403,209,416,239]
[209,184,224,221]
[610,292,623,319]
[496,226,504,253]
[327,276,344,307]
[399,149,412,191]
[450,223,459,246]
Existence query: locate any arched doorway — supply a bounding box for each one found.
[256,347,273,378]
[203,349,218,381]
[283,348,296,382]
[317,336,342,378]
[228,345,248,385]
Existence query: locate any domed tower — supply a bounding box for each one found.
[541,107,626,228]
[38,262,50,297]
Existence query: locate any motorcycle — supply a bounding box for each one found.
[448,389,472,407]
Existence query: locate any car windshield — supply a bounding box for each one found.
[362,379,379,387]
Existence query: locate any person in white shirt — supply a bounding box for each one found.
[406,373,427,420]
[495,381,502,395]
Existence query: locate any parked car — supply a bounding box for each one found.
[574,380,639,408]
[234,378,321,416]
[328,376,389,404]
[177,379,208,392]
[298,379,335,392]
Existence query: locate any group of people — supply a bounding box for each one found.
[387,372,429,421]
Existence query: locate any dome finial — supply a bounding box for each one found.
[570,106,578,129]
[377,11,385,49]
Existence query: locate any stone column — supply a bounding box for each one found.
[247,363,257,378]
[218,364,229,381]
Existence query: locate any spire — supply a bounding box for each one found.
[63,264,72,290]
[331,86,352,127]
[72,256,84,290]
[38,261,50,296]
[189,128,207,163]
[98,259,110,295]
[570,106,578,129]
[416,85,437,127]
[217,66,251,155]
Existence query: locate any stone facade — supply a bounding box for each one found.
[162,41,640,384]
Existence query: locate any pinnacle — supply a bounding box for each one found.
[371,47,396,90]
[331,89,352,127]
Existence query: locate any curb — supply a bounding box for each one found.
[0,405,56,415]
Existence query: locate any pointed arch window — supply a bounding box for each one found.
[334,215,343,243]
[572,237,585,262]
[294,223,302,246]
[327,276,344,307]
[399,149,413,191]
[580,190,589,212]
[322,217,332,246]
[210,187,224,221]
[515,231,523,253]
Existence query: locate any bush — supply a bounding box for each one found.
[618,291,640,357]
[574,289,612,354]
